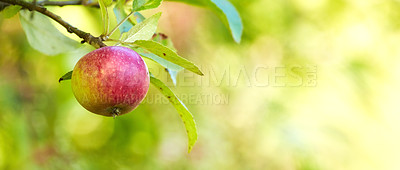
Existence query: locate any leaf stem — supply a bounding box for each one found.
[107,10,135,37]
[105,38,140,48]
[106,7,110,34]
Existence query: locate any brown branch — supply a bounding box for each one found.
[0,0,106,49]
[36,0,100,7]
[1,1,99,10]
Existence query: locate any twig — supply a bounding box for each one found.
[107,11,135,37]
[36,0,100,7]
[1,1,99,11]
[0,0,106,49]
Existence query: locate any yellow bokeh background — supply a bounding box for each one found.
[1,0,400,169]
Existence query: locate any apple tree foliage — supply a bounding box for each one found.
[1,0,243,153]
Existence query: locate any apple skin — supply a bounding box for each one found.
[71,46,149,117]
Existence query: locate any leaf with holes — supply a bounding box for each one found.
[134,40,203,76]
[142,34,183,85]
[139,52,183,85]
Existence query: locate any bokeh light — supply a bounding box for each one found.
[1,0,400,169]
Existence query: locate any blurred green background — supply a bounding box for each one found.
[2,0,400,169]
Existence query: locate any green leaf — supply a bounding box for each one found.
[166,0,243,43]
[99,0,112,34]
[134,40,203,76]
[99,0,107,30]
[114,0,133,34]
[1,5,22,18]
[149,74,198,153]
[59,71,73,82]
[166,69,180,85]
[150,33,182,84]
[132,0,147,11]
[152,33,175,50]
[139,52,183,85]
[133,0,162,12]
[19,11,79,56]
[100,0,113,6]
[121,12,161,43]
[209,0,243,43]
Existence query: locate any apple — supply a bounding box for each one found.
[71,46,149,117]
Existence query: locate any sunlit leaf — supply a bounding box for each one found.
[132,0,146,11]
[209,0,243,43]
[19,11,79,56]
[139,52,183,85]
[151,33,182,84]
[166,0,243,43]
[121,12,161,42]
[99,0,112,34]
[1,5,21,18]
[134,40,203,76]
[149,74,198,153]
[102,0,113,6]
[133,0,162,12]
[59,71,73,82]
[152,33,175,51]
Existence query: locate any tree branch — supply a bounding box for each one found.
[0,1,99,10]
[0,0,106,49]
[36,0,100,8]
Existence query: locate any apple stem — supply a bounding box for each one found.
[111,107,120,119]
